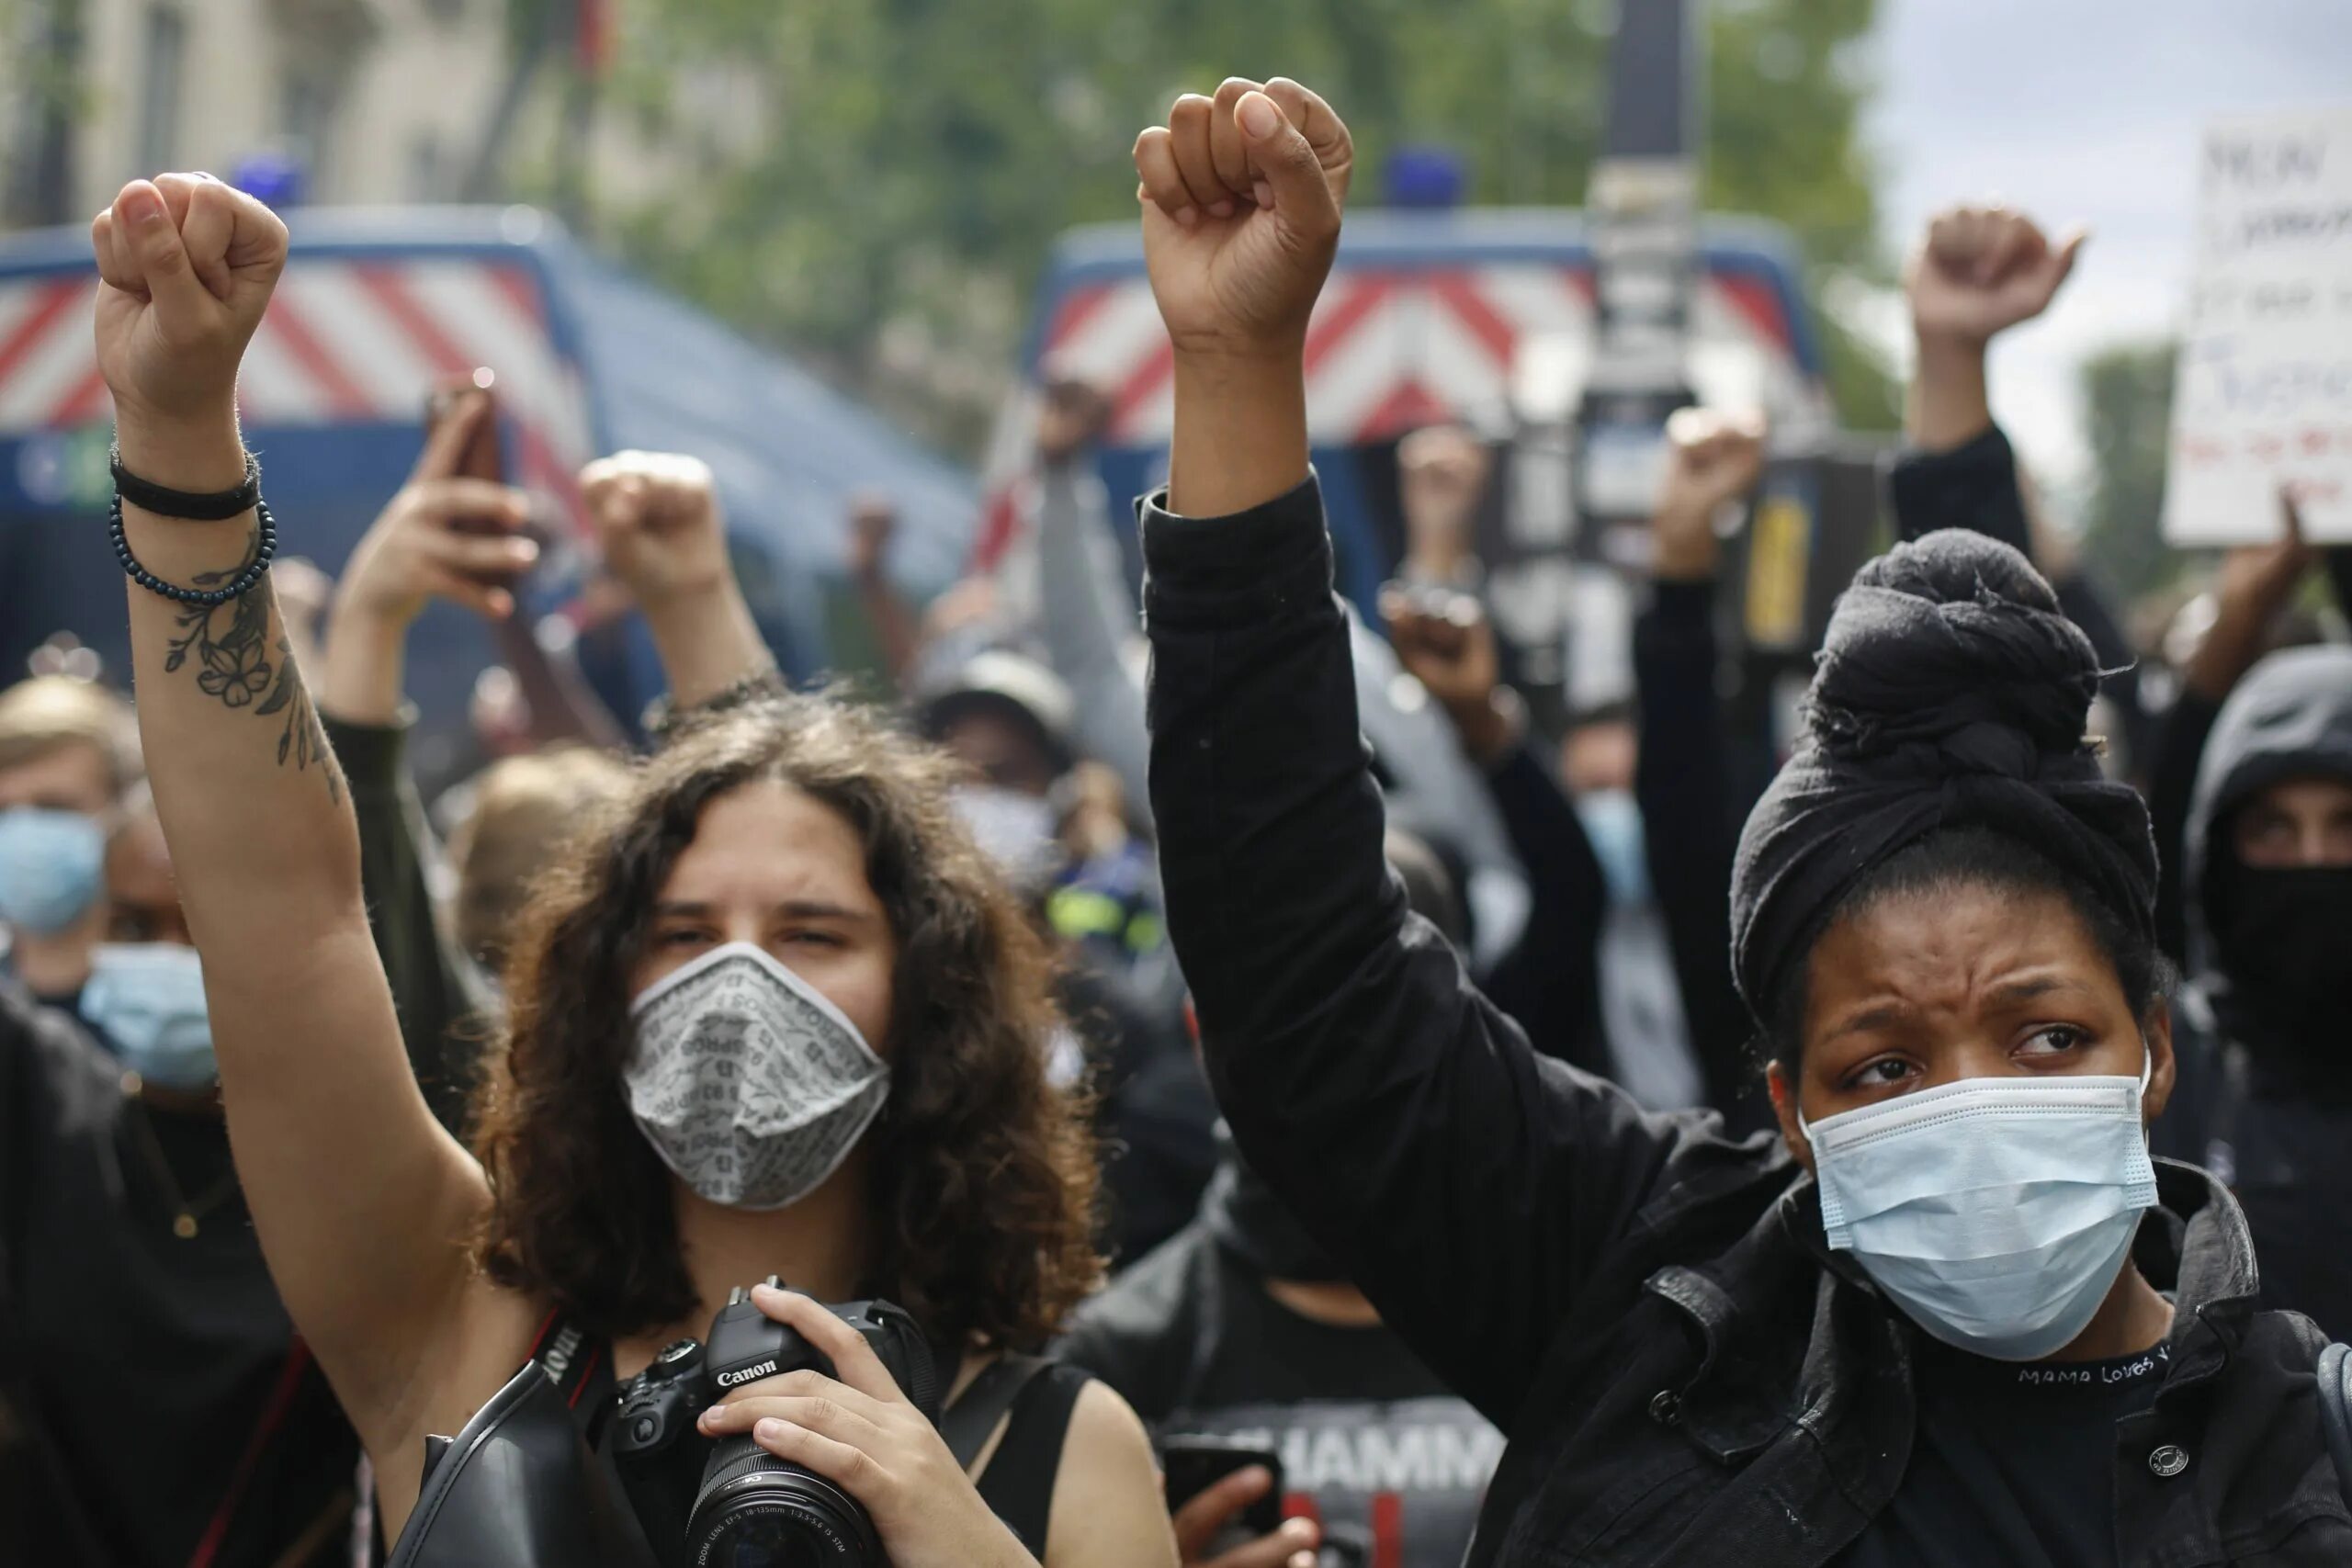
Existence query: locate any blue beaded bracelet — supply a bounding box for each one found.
[110,491,277,606]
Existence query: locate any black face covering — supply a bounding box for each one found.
[1200,1129,1346,1283]
[2209,863,2352,1071]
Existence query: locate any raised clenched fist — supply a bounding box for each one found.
[579,450,729,606]
[1133,78,1352,360]
[90,175,288,429]
[1651,407,1767,581]
[1905,205,2086,347]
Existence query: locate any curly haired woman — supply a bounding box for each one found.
[85,171,1172,1568]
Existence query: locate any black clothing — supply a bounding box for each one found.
[1060,958,1217,1264]
[322,714,496,1134]
[1835,1340,2168,1568]
[0,979,355,1568]
[1886,423,2151,790]
[2157,646,2352,1339]
[1137,475,2351,1566]
[1058,1224,1500,1568]
[1633,579,1764,1127]
[2153,688,2226,966]
[1726,526,2157,1017]
[1481,743,1611,1075]
[560,1317,1088,1562]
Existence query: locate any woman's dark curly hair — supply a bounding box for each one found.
[469,694,1102,1351]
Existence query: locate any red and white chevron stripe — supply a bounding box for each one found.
[1032,263,1815,448]
[0,258,594,524]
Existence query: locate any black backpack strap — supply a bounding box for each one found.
[2319,1342,2352,1511]
[940,1353,1058,1473]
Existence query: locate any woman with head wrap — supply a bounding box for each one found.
[1127,77,2352,1567]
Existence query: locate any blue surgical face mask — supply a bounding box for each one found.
[0,807,106,935]
[1800,1052,2157,1361]
[1575,789,1650,908]
[81,942,217,1089]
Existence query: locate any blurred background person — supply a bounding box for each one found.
[0,674,140,1004]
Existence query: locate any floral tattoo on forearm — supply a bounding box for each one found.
[161,529,342,803]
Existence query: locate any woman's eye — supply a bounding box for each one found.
[784,930,842,949]
[1850,1057,1916,1089]
[2020,1024,2087,1056]
[658,928,713,949]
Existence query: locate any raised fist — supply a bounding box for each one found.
[90,175,288,428]
[339,393,538,627]
[1905,205,2086,346]
[1398,424,1491,580]
[1035,378,1112,466]
[1382,584,1519,765]
[1133,78,1352,359]
[1651,407,1767,581]
[579,450,729,606]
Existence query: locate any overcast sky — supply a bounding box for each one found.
[1859,0,2349,500]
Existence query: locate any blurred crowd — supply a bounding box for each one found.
[4,87,2351,1568]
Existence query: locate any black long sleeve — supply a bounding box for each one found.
[1140,478,1769,1431]
[1887,424,2033,558]
[2149,690,2224,966]
[1479,743,1611,1073]
[1633,581,1763,1129]
[1890,423,2149,763]
[322,715,495,1132]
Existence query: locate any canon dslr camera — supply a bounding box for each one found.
[611,1276,941,1566]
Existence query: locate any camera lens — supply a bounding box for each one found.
[688,1436,882,1568]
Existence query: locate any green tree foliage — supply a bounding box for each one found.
[2079,340,2180,602]
[587,0,1889,450]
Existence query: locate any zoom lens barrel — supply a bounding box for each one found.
[687,1435,884,1568]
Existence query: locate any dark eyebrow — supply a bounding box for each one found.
[651,898,875,923]
[1983,975,2096,1009]
[1821,1000,1912,1046]
[775,900,874,923]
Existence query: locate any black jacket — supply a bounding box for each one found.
[1139,476,2352,1566]
[2157,647,2352,1341]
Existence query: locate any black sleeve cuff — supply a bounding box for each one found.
[1887,423,2032,556]
[1138,475,1331,629]
[321,709,413,798]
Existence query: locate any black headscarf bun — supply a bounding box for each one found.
[1729,528,2156,1017]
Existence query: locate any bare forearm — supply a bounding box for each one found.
[319,603,410,727]
[1168,350,1308,518]
[641,581,771,709]
[118,413,361,942]
[1905,334,1993,453]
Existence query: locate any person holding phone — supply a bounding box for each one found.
[1059,833,1503,1568]
[1125,77,2352,1566]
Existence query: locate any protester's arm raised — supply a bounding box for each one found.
[94,175,492,1436]
[581,451,772,711]
[1134,84,1728,1430]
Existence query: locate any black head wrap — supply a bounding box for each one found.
[1729,528,2157,1020]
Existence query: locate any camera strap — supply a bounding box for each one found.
[527,1308,618,1435]
[939,1353,1057,1473]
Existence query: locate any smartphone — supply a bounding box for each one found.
[424,370,549,582]
[1161,1438,1284,1539]
[425,368,505,487]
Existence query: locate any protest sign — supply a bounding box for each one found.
[2165,109,2352,544]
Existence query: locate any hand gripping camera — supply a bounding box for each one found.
[610,1277,942,1566]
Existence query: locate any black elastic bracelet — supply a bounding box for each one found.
[111,491,277,606]
[109,446,262,521]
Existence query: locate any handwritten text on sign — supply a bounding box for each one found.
[2165,110,2352,545]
